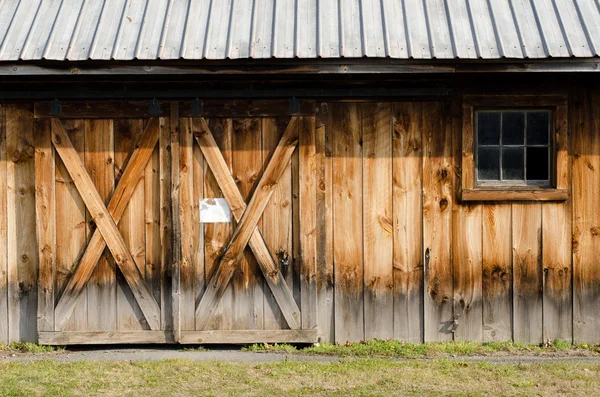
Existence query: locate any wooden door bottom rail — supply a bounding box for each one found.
[179,330,318,344]
[38,331,174,345]
[38,330,318,345]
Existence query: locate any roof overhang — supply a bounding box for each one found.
[1,58,599,76]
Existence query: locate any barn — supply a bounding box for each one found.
[0,0,599,346]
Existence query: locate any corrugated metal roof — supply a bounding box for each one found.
[1,0,599,61]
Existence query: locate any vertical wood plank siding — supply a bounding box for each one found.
[1,91,600,344]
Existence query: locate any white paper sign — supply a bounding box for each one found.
[199,198,231,223]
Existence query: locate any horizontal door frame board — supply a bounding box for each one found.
[54,118,161,330]
[35,100,316,119]
[461,189,569,202]
[179,100,316,117]
[51,118,161,330]
[194,117,302,330]
[0,88,452,100]
[35,101,170,118]
[179,330,318,344]
[462,95,568,107]
[38,331,173,345]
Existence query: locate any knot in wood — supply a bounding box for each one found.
[25,145,35,158]
[439,168,449,180]
[11,150,21,163]
[439,198,448,211]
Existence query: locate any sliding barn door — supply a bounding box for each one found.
[175,111,318,343]
[35,102,172,344]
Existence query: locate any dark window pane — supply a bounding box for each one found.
[478,147,500,180]
[526,147,549,180]
[527,112,550,145]
[477,112,500,145]
[502,148,524,180]
[502,112,525,145]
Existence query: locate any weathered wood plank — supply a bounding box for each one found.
[170,102,182,341]
[53,118,159,330]
[0,105,7,344]
[192,120,205,328]
[35,101,169,119]
[179,329,318,344]
[542,102,572,343]
[392,102,424,342]
[261,118,292,330]
[482,204,513,342]
[512,203,543,344]
[55,119,87,332]
[332,103,364,343]
[145,124,162,319]
[362,103,393,340]
[422,102,454,342]
[291,131,302,319]
[84,119,116,331]
[39,331,174,345]
[179,118,195,331]
[194,117,301,330]
[452,204,483,341]
[315,105,334,343]
[453,90,483,342]
[299,116,318,330]
[34,118,56,332]
[51,118,161,330]
[6,105,38,342]
[202,118,234,331]
[114,119,146,330]
[230,118,264,331]
[572,88,600,343]
[542,202,572,342]
[159,117,172,330]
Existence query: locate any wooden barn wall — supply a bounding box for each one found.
[0,85,599,344]
[313,87,599,345]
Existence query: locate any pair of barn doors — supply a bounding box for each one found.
[34,101,317,345]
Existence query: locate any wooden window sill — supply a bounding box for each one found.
[461,188,569,202]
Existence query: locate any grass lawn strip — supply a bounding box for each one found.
[243,340,600,358]
[0,358,598,396]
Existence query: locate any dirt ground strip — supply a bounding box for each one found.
[2,347,600,365]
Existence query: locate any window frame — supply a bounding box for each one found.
[461,95,569,202]
[474,109,553,187]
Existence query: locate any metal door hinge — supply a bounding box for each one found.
[148,98,161,116]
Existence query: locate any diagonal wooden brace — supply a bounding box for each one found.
[51,118,161,331]
[194,117,301,330]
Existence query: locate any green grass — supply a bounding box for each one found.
[0,342,61,354]
[243,340,600,358]
[0,358,598,396]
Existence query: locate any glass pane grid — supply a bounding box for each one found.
[475,109,551,186]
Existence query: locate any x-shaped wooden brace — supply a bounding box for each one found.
[52,118,161,331]
[194,117,302,330]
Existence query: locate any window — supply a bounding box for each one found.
[461,95,569,202]
[475,110,552,187]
